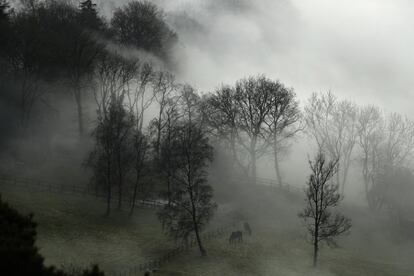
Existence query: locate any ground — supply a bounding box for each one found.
[1,180,414,276]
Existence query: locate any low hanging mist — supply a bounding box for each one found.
[0,0,414,275]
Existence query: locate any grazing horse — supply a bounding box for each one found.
[244,222,252,236]
[229,231,243,243]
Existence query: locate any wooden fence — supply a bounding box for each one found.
[0,173,297,275]
[0,173,164,209]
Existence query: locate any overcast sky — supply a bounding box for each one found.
[154,0,414,117]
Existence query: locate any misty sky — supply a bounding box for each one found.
[152,0,414,117]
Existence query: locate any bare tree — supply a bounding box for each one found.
[126,62,154,133]
[89,51,137,215]
[151,70,178,157]
[129,129,148,216]
[357,105,384,207]
[158,121,216,256]
[156,96,181,205]
[234,76,274,184]
[383,113,414,167]
[304,92,358,194]
[264,83,301,186]
[125,61,155,214]
[202,85,245,173]
[299,151,351,266]
[366,113,414,210]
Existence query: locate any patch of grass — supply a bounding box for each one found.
[0,183,175,274]
[2,182,414,276]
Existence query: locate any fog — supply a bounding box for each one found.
[164,0,414,115]
[150,0,414,199]
[1,0,414,275]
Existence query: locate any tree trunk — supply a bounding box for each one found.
[313,238,318,267]
[193,218,206,256]
[313,221,319,267]
[130,171,140,216]
[250,137,257,185]
[167,173,171,206]
[74,88,84,137]
[273,145,283,186]
[117,151,123,210]
[106,161,111,216]
[190,183,207,256]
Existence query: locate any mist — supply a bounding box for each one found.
[1,0,414,275]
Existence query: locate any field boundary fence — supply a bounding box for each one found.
[0,173,165,209]
[0,173,297,275]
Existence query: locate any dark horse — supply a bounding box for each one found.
[244,222,252,236]
[229,231,243,243]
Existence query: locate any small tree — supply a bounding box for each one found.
[158,121,216,256]
[299,152,351,267]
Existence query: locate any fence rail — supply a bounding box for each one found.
[234,176,303,193]
[0,173,242,275]
[0,173,297,275]
[0,174,164,209]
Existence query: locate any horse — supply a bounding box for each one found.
[229,231,243,243]
[243,222,252,236]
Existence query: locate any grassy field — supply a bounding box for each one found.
[1,181,414,276]
[0,183,177,275]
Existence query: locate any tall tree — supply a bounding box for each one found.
[299,152,351,266]
[264,82,301,186]
[304,92,358,194]
[234,76,274,184]
[357,105,384,207]
[158,121,216,256]
[202,86,243,173]
[154,96,181,205]
[88,52,137,215]
[129,129,148,216]
[151,70,178,158]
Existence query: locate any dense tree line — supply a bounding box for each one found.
[0,0,177,141]
[304,92,414,213]
[2,0,414,268]
[202,75,302,186]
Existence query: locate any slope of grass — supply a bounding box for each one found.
[0,183,175,275]
[2,180,414,276]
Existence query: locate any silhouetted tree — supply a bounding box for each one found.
[88,52,137,215]
[264,82,301,186]
[158,100,216,256]
[151,70,178,158]
[305,92,358,194]
[153,96,181,205]
[129,129,149,216]
[202,85,243,172]
[357,105,384,208]
[234,76,275,184]
[111,0,177,61]
[299,152,351,267]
